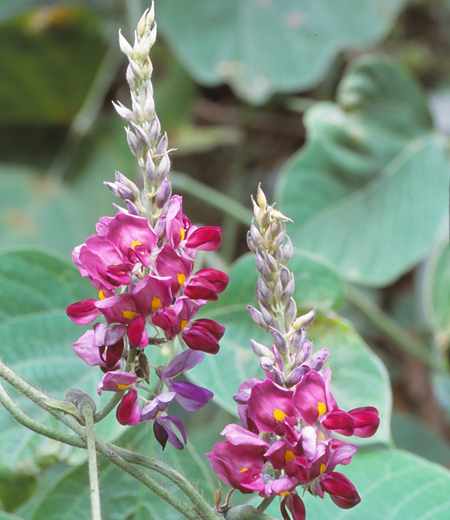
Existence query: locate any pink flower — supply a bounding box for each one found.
[116,388,141,426]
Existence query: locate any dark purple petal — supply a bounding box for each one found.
[167,380,213,411]
[163,350,205,378]
[348,407,380,438]
[320,472,361,509]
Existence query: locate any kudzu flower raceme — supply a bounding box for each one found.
[67,4,228,450]
[207,186,380,520]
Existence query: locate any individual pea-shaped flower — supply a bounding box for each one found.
[157,350,214,411]
[140,393,187,450]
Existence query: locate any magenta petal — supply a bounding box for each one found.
[116,389,141,425]
[185,226,222,251]
[320,472,361,509]
[98,371,138,394]
[67,299,101,325]
[348,407,380,438]
[73,330,104,366]
[281,494,306,520]
[128,316,148,348]
[221,424,270,449]
[247,379,296,434]
[292,370,329,425]
[322,410,355,436]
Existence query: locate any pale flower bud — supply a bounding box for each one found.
[293,308,317,330]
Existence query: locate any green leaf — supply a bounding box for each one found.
[421,238,450,348]
[0,248,92,321]
[277,57,449,286]
[187,255,391,444]
[158,0,406,104]
[0,5,106,125]
[391,411,450,467]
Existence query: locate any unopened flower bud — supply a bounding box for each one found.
[270,218,282,237]
[130,121,151,149]
[270,229,286,252]
[250,339,274,359]
[112,101,134,122]
[282,277,295,306]
[256,183,267,210]
[119,30,133,56]
[116,171,140,199]
[309,348,329,371]
[256,277,273,306]
[137,8,150,37]
[251,195,263,221]
[260,208,271,229]
[130,93,144,121]
[145,152,156,184]
[270,329,287,355]
[284,365,309,387]
[249,223,263,246]
[284,298,297,326]
[155,179,172,208]
[113,203,128,214]
[271,368,284,386]
[260,357,275,372]
[144,90,155,119]
[247,232,258,253]
[264,252,278,272]
[255,250,266,274]
[279,265,290,287]
[280,237,293,265]
[126,200,140,216]
[247,305,269,332]
[290,328,306,354]
[125,127,143,157]
[156,133,168,156]
[126,63,138,90]
[274,278,283,303]
[149,115,161,142]
[157,152,170,180]
[295,337,311,363]
[293,308,316,330]
[260,304,277,329]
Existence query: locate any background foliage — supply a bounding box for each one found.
[0,0,449,519]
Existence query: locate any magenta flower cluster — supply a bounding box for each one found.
[208,368,379,519]
[67,195,229,449]
[207,187,380,520]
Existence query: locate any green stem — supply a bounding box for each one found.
[256,495,276,513]
[0,380,85,449]
[344,283,433,367]
[80,399,102,520]
[171,172,253,226]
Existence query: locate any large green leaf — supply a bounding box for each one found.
[257,449,450,520]
[421,238,450,348]
[158,0,406,104]
[0,5,106,124]
[0,249,92,321]
[277,57,449,286]
[191,253,392,446]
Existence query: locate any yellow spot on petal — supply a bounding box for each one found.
[181,319,188,331]
[320,463,326,475]
[177,273,186,287]
[151,296,162,311]
[99,290,106,300]
[273,408,288,422]
[239,467,248,473]
[180,227,185,240]
[117,383,131,391]
[285,450,295,462]
[317,401,327,417]
[122,310,137,320]
[280,491,291,496]
[131,240,142,249]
